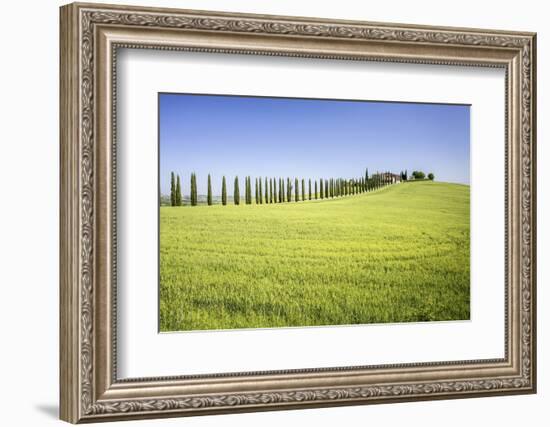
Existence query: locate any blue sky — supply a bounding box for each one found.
[159,93,470,196]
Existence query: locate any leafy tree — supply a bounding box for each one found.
[234,176,240,205]
[428,173,434,181]
[207,174,212,205]
[404,169,408,181]
[221,176,227,205]
[176,174,182,206]
[412,171,425,180]
[170,172,176,206]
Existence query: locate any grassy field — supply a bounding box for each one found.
[159,181,470,332]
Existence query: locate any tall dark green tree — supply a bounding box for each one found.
[221,176,227,205]
[279,178,283,203]
[170,172,176,206]
[207,174,212,206]
[287,178,292,202]
[320,178,324,199]
[365,168,369,191]
[190,173,197,206]
[175,174,182,206]
[308,179,312,200]
[294,178,298,202]
[325,179,329,199]
[234,176,240,205]
[260,177,264,203]
[255,177,259,204]
[269,178,273,203]
[264,177,268,204]
[315,181,318,199]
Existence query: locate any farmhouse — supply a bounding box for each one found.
[378,172,401,184]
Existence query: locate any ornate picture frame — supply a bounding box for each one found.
[60,2,536,423]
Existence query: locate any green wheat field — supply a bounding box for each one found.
[159,181,470,332]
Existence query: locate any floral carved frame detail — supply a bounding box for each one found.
[60,2,536,423]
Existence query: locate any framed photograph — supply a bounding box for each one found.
[60,2,537,423]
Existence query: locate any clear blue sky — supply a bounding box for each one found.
[159,93,470,196]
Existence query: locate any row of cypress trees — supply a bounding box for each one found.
[169,169,399,206]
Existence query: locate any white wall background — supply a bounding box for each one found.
[0,1,545,426]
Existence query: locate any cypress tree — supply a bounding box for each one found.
[308,179,312,200]
[278,178,282,203]
[325,180,329,199]
[260,177,263,203]
[207,174,212,206]
[264,177,268,204]
[255,177,259,204]
[176,174,182,206]
[301,179,305,201]
[190,173,197,206]
[365,168,369,190]
[259,177,263,204]
[247,176,252,204]
[170,172,176,206]
[320,178,324,199]
[269,178,273,203]
[191,172,195,206]
[295,178,299,202]
[234,176,240,205]
[287,178,292,202]
[221,176,227,205]
[315,181,318,199]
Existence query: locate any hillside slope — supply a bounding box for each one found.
[160,181,470,331]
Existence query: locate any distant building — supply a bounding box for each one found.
[379,172,401,184]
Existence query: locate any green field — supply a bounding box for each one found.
[160,181,470,332]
